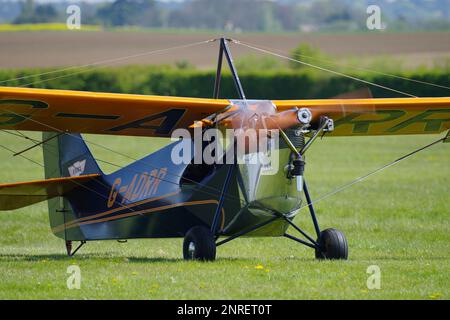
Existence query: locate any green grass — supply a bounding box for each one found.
[0,132,448,299]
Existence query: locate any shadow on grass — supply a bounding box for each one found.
[6,252,440,263]
[0,253,264,264]
[0,253,182,263]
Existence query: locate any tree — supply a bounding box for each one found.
[97,0,161,27]
[13,0,58,24]
[289,43,325,70]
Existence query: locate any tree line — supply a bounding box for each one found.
[7,0,450,32]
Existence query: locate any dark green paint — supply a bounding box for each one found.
[334,110,406,133]
[387,109,450,133]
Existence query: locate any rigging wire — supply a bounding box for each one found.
[298,135,447,212]
[231,39,418,98]
[0,141,146,217]
[0,118,247,206]
[0,144,44,168]
[1,132,239,225]
[0,39,215,87]
[234,39,450,91]
[2,129,40,143]
[0,133,152,215]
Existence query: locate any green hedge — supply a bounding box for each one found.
[0,66,448,99]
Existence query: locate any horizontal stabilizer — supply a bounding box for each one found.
[0,174,100,211]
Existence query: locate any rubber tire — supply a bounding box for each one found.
[183,226,216,261]
[315,228,348,260]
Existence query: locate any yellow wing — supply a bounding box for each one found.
[273,97,450,136]
[1,86,449,137]
[0,87,230,137]
[0,174,100,210]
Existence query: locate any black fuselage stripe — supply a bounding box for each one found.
[56,113,120,120]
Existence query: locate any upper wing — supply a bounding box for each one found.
[273,97,450,136]
[0,174,100,210]
[0,87,230,137]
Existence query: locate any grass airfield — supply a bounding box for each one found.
[0,132,448,299]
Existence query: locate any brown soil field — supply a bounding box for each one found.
[0,31,449,69]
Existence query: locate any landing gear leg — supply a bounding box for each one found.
[284,179,348,260]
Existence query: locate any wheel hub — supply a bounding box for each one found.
[188,241,196,258]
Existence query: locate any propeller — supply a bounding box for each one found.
[189,87,375,158]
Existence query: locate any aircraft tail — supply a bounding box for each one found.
[42,132,103,239]
[43,132,102,179]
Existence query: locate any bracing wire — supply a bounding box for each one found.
[231,39,419,98]
[298,135,446,213]
[0,117,247,207]
[0,39,215,87]
[233,39,450,91]
[0,135,150,215]
[0,144,44,168]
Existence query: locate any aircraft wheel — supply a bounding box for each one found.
[315,228,348,260]
[183,226,216,261]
